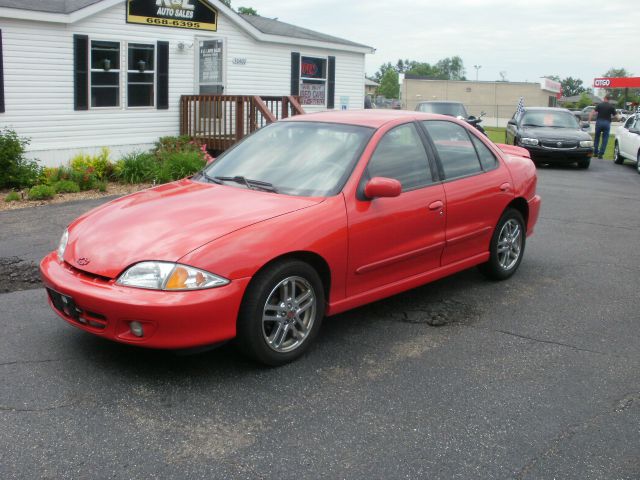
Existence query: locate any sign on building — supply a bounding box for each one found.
[127,0,218,31]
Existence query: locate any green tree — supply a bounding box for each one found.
[378,69,399,99]
[238,6,258,15]
[220,0,231,6]
[435,56,466,80]
[601,68,633,102]
[561,77,586,97]
[373,62,396,83]
[576,93,593,108]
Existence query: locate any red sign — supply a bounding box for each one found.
[593,77,640,88]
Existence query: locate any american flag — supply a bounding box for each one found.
[516,97,525,116]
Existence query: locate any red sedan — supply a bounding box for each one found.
[40,110,540,365]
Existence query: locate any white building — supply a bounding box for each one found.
[0,0,374,165]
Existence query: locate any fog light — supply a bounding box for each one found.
[130,321,144,337]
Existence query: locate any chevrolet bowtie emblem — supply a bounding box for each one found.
[77,258,90,266]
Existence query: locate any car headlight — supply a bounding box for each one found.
[57,228,69,263]
[519,137,539,146]
[580,140,594,148]
[116,261,229,291]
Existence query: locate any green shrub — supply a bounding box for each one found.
[0,129,41,189]
[154,136,198,156]
[70,147,113,181]
[70,169,97,191]
[27,185,56,200]
[4,191,21,202]
[117,152,158,184]
[53,180,81,193]
[155,151,206,183]
[95,180,108,192]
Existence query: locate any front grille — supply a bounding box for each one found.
[47,288,108,330]
[540,140,578,149]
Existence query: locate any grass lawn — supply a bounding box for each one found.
[483,126,615,160]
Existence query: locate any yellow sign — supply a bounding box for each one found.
[127,0,218,31]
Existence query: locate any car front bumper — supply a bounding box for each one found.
[522,145,594,163]
[40,252,250,349]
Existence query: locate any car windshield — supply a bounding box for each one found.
[416,103,468,117]
[197,121,373,197]
[521,111,579,128]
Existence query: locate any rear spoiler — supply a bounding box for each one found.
[495,143,531,159]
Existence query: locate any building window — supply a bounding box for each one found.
[128,43,155,107]
[299,56,327,106]
[90,40,120,108]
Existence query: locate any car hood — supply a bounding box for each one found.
[63,179,322,279]
[521,126,591,141]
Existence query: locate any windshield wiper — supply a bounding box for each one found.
[522,123,543,127]
[202,171,223,184]
[213,175,278,193]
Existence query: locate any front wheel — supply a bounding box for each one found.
[637,151,640,174]
[237,260,325,366]
[577,157,591,169]
[479,209,526,280]
[613,142,623,164]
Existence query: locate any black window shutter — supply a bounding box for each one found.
[73,35,89,111]
[157,41,169,110]
[0,30,5,113]
[290,52,300,96]
[327,56,336,109]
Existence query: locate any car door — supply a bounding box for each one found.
[618,115,636,158]
[346,122,446,297]
[421,120,514,266]
[627,116,640,161]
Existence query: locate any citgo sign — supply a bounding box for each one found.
[593,77,640,89]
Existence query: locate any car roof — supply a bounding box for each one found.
[416,101,464,105]
[521,107,573,113]
[283,109,448,128]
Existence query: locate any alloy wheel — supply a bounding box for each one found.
[496,219,522,270]
[262,276,316,353]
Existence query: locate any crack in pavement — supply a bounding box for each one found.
[0,400,82,413]
[540,216,640,232]
[494,329,612,357]
[0,357,80,368]
[514,391,640,479]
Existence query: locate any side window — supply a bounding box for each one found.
[366,123,432,190]
[624,116,635,129]
[90,40,120,108]
[470,134,498,171]
[422,121,482,179]
[632,116,640,130]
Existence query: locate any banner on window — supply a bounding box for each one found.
[300,83,326,106]
[127,0,218,31]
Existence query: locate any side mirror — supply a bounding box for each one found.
[507,119,517,126]
[364,177,402,199]
[580,122,590,130]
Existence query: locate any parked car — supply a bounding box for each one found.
[613,114,640,173]
[615,109,627,123]
[571,105,595,122]
[505,107,594,168]
[415,101,487,135]
[41,110,541,366]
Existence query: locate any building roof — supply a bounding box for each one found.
[365,78,379,87]
[0,0,103,14]
[239,14,372,50]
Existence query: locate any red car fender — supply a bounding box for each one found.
[177,194,350,304]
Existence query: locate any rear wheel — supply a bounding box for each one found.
[637,151,640,174]
[479,209,526,280]
[237,260,324,366]
[613,142,624,164]
[577,157,591,169]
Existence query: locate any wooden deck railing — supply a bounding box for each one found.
[180,95,305,152]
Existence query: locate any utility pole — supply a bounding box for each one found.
[473,65,482,81]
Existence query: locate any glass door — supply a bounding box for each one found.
[197,39,224,94]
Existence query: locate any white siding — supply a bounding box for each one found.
[0,3,367,166]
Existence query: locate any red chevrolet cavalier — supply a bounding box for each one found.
[41,110,540,365]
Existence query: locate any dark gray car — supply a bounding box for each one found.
[505,107,594,169]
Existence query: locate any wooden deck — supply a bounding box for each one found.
[180,95,305,152]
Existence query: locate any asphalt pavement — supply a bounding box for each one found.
[1,159,639,479]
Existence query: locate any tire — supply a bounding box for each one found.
[613,142,624,164]
[237,260,325,366]
[577,157,591,169]
[637,151,640,175]
[479,209,526,281]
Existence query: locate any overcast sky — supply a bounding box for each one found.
[240,0,638,86]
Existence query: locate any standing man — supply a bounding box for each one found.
[589,95,618,159]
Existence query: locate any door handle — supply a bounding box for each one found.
[428,200,444,211]
[500,183,511,192]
